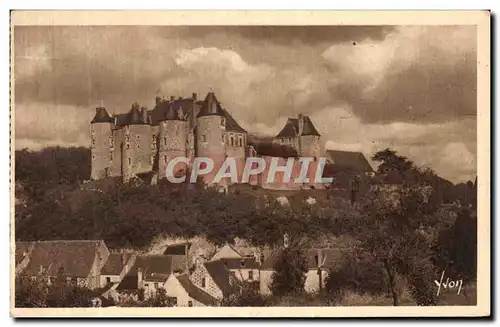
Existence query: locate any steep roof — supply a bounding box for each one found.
[213,257,260,270]
[325,150,374,173]
[148,98,194,126]
[276,118,299,138]
[301,116,321,136]
[197,91,224,118]
[261,248,344,270]
[251,142,298,158]
[134,255,173,281]
[204,260,237,296]
[91,107,113,124]
[276,115,321,138]
[176,274,218,306]
[222,109,246,133]
[101,253,133,275]
[21,240,104,277]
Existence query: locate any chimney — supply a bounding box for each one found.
[178,96,183,100]
[170,96,175,102]
[192,93,197,100]
[298,113,304,136]
[137,268,143,285]
[317,249,324,267]
[141,107,148,123]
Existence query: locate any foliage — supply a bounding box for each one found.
[270,246,308,297]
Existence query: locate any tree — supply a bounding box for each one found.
[270,246,308,296]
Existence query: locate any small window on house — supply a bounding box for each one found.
[144,283,149,287]
[201,277,206,288]
[106,277,111,285]
[248,270,253,281]
[288,137,292,143]
[128,158,131,165]
[173,297,178,306]
[188,300,193,307]
[154,282,158,289]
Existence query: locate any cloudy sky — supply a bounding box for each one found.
[14,25,477,183]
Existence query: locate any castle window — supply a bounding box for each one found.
[136,135,140,140]
[110,153,113,161]
[91,129,95,135]
[221,117,226,127]
[201,135,207,143]
[92,139,95,146]
[164,137,167,145]
[137,144,140,149]
[126,143,130,149]
[152,135,156,142]
[109,138,114,147]
[239,137,243,147]
[92,155,95,160]
[164,155,167,163]
[230,137,234,147]
[128,158,131,165]
[150,156,154,164]
[222,134,225,143]
[125,136,130,142]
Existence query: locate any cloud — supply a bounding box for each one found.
[13,25,477,183]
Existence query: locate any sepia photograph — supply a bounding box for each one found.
[10,11,490,318]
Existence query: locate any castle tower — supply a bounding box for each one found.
[90,106,113,180]
[121,102,152,182]
[297,114,321,158]
[196,91,226,185]
[158,103,188,180]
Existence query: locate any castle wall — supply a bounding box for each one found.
[224,131,246,183]
[196,116,226,185]
[122,124,153,181]
[273,136,299,154]
[158,120,188,180]
[299,135,321,158]
[90,123,112,180]
[109,129,124,177]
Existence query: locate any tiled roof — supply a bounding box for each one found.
[197,91,224,118]
[21,240,105,278]
[101,253,133,275]
[204,260,237,296]
[134,255,173,280]
[91,107,114,124]
[301,116,321,136]
[276,118,299,138]
[176,274,218,306]
[261,248,344,270]
[222,109,246,133]
[325,150,374,173]
[214,257,260,270]
[15,241,35,265]
[276,116,320,138]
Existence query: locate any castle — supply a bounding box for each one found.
[90,91,331,189]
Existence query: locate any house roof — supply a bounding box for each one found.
[325,150,374,173]
[260,248,344,270]
[197,91,224,118]
[21,240,105,278]
[176,274,218,306]
[133,255,173,280]
[15,241,35,265]
[91,107,114,124]
[214,257,260,270]
[163,242,192,255]
[276,116,321,138]
[204,260,237,296]
[101,253,133,275]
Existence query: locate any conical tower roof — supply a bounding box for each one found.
[197,91,224,118]
[91,107,113,124]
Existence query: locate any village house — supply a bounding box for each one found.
[190,259,240,301]
[209,243,262,283]
[163,273,218,307]
[15,240,110,289]
[162,242,192,274]
[259,248,344,295]
[99,252,136,288]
